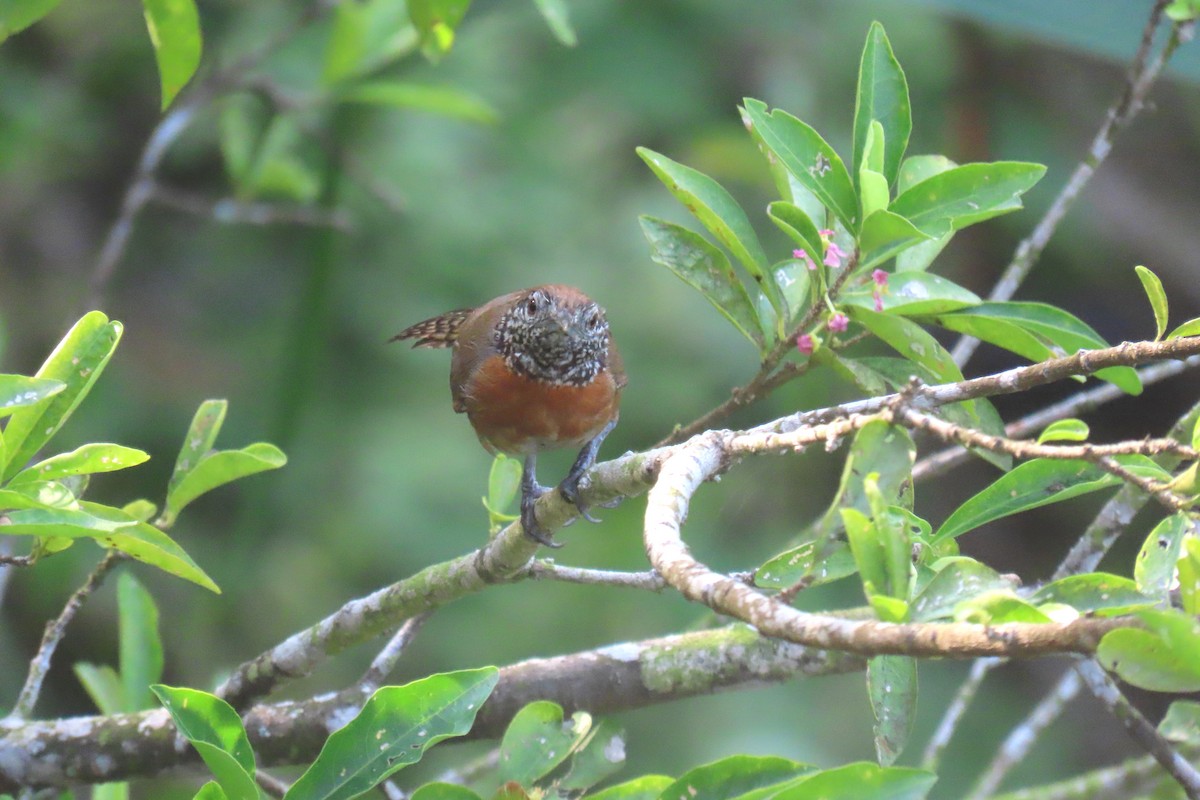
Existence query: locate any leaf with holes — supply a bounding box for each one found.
[889,162,1045,238]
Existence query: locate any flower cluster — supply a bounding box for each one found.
[872,268,888,312]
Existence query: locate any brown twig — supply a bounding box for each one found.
[951,0,1183,368]
[149,186,355,232]
[5,551,123,721]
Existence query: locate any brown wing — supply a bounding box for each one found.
[390,308,474,349]
[449,289,526,413]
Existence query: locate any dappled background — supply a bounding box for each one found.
[2,0,1200,796]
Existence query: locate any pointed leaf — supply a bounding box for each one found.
[895,156,957,272]
[119,573,164,711]
[908,558,1012,622]
[141,0,202,110]
[1134,265,1169,341]
[194,783,227,800]
[857,210,931,270]
[2,312,123,481]
[658,755,814,800]
[848,307,963,384]
[742,99,859,232]
[0,374,65,418]
[889,162,1046,237]
[166,443,286,524]
[0,503,218,592]
[531,0,575,45]
[1098,610,1200,692]
[852,22,911,188]
[842,272,979,316]
[1167,318,1200,340]
[1031,573,1154,617]
[868,656,917,766]
[586,776,674,800]
[559,719,626,792]
[497,701,591,788]
[152,685,256,800]
[0,0,65,41]
[10,443,149,486]
[773,762,935,800]
[637,149,780,318]
[285,668,499,800]
[169,400,226,496]
[1159,700,1200,743]
[1136,513,1194,599]
[859,122,890,218]
[767,201,825,276]
[1037,419,1089,444]
[74,663,125,715]
[1180,537,1200,615]
[639,216,764,350]
[934,456,1165,542]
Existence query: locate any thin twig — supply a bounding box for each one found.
[523,561,667,591]
[149,186,355,231]
[6,551,123,721]
[256,770,291,799]
[359,613,431,694]
[914,356,1200,482]
[921,657,1001,772]
[952,0,1180,367]
[966,667,1084,800]
[1074,657,1200,799]
[657,259,857,446]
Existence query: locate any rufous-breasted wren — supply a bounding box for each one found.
[392,284,626,547]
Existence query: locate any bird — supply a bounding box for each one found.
[392,284,626,547]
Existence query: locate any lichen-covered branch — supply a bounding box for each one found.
[0,625,860,789]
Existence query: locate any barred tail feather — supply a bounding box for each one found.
[389,308,473,348]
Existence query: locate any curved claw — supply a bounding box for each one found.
[558,480,601,524]
[520,494,562,549]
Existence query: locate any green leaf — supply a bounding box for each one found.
[1179,537,1200,615]
[637,149,779,320]
[239,115,320,203]
[285,668,499,800]
[74,663,125,715]
[843,508,889,608]
[339,81,497,124]
[868,656,917,766]
[767,201,825,276]
[894,156,957,272]
[0,503,219,592]
[852,22,911,189]
[169,400,226,496]
[558,719,625,792]
[1167,317,1200,340]
[165,443,286,525]
[1036,419,1089,444]
[1135,513,1194,599]
[658,755,814,800]
[95,782,131,800]
[1098,610,1200,692]
[773,762,936,800]
[531,0,575,45]
[1167,0,1200,21]
[857,210,930,271]
[939,301,1142,395]
[2,312,123,482]
[410,784,483,800]
[1134,265,1169,341]
[758,421,914,590]
[194,783,227,800]
[934,457,1160,542]
[742,98,859,233]
[639,216,764,351]
[1031,573,1154,617]
[407,0,471,61]
[0,0,65,42]
[954,590,1051,623]
[151,685,257,800]
[859,123,890,219]
[0,374,65,418]
[10,443,149,486]
[483,453,522,528]
[141,0,202,110]
[848,307,963,384]
[1159,700,1200,742]
[119,573,164,711]
[908,558,1012,622]
[845,272,979,316]
[889,162,1046,237]
[496,701,591,788]
[586,776,674,800]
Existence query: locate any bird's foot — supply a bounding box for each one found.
[520,483,562,548]
[558,475,600,523]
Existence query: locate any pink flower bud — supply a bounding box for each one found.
[797,333,815,355]
[827,312,849,333]
[872,269,888,286]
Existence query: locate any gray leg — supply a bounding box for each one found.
[520,453,561,548]
[558,416,618,523]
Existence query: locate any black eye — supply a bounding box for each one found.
[525,294,541,315]
[586,311,603,331]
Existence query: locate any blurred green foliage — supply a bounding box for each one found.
[2,1,1200,797]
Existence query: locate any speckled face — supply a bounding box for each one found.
[494,288,609,385]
